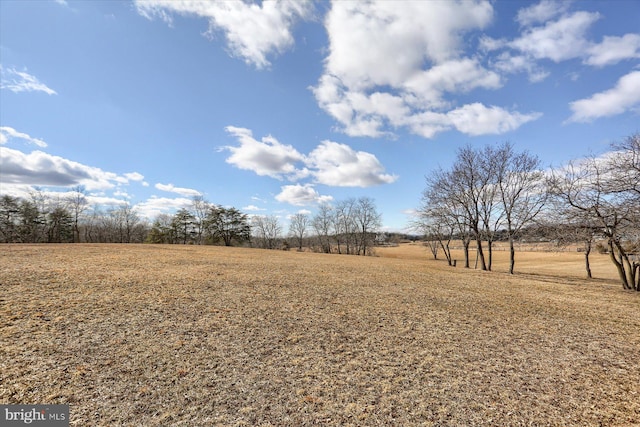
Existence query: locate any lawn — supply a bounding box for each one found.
[1,244,639,426]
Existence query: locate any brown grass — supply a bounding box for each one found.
[1,243,639,426]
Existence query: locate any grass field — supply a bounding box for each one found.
[1,243,639,426]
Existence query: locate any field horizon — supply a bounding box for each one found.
[1,243,639,426]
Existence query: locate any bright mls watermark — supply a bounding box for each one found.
[1,405,69,426]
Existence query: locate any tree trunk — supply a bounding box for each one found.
[475,238,487,270]
[609,239,630,289]
[508,236,515,275]
[463,239,470,268]
[584,240,592,279]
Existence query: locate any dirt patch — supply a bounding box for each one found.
[1,244,639,426]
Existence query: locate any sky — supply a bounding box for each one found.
[1,0,639,232]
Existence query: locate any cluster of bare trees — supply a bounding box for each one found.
[417,134,640,291]
[303,197,382,256]
[0,187,146,243]
[547,134,640,290]
[417,142,546,274]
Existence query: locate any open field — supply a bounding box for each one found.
[1,244,639,426]
[377,242,620,282]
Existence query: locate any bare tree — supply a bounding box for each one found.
[419,169,473,267]
[333,198,357,254]
[191,196,210,245]
[312,203,334,253]
[495,142,547,274]
[549,135,640,290]
[289,212,309,251]
[252,215,282,249]
[450,146,490,270]
[354,197,382,256]
[67,185,88,243]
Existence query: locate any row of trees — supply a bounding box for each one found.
[0,191,385,256]
[305,197,382,256]
[0,189,147,244]
[416,134,640,291]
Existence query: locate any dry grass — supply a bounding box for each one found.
[1,243,639,426]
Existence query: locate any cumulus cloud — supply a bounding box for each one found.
[0,126,48,147]
[135,0,313,69]
[134,196,193,219]
[585,34,640,67]
[155,182,202,197]
[275,184,333,206]
[0,147,145,193]
[567,71,640,123]
[221,128,397,199]
[221,126,308,180]
[0,66,57,95]
[447,103,543,136]
[510,11,600,63]
[313,1,540,138]
[515,0,570,27]
[485,3,640,80]
[306,140,398,187]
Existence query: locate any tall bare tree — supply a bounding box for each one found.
[289,212,309,251]
[67,185,88,243]
[354,197,382,256]
[252,215,282,249]
[191,196,210,245]
[549,134,640,290]
[312,203,334,253]
[495,142,547,274]
[450,146,491,270]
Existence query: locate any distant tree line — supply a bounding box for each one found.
[306,196,382,256]
[0,187,148,244]
[416,133,640,291]
[0,190,385,257]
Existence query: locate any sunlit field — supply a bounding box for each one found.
[377,242,619,281]
[1,244,638,426]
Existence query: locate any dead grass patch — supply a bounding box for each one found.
[1,244,639,426]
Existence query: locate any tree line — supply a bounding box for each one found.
[416,133,640,291]
[0,190,383,256]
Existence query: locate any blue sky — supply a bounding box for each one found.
[1,0,639,232]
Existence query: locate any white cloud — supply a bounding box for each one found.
[134,196,193,219]
[489,4,640,72]
[306,140,397,187]
[222,126,308,180]
[585,34,640,67]
[313,1,540,138]
[0,66,57,95]
[124,172,145,182]
[447,103,543,136]
[510,11,600,62]
[135,0,313,69]
[0,147,135,191]
[0,126,48,147]
[567,71,640,123]
[516,0,570,27]
[491,53,550,83]
[242,204,265,212]
[275,184,333,206]
[222,127,398,189]
[155,182,202,197]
